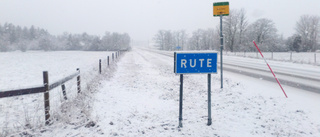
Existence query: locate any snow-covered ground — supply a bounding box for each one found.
[0,51,113,90]
[0,51,115,136]
[48,48,320,136]
[1,49,320,136]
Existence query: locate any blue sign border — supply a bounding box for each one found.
[174,52,218,74]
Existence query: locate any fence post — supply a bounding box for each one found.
[43,71,50,125]
[99,59,101,74]
[112,53,114,61]
[77,68,81,93]
[107,56,109,66]
[61,84,67,100]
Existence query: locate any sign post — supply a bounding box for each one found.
[174,51,218,127]
[207,73,212,125]
[179,74,183,127]
[213,2,229,89]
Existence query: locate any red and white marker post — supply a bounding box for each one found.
[253,41,288,98]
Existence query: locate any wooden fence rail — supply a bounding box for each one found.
[0,69,81,125]
[0,50,124,127]
[49,71,80,89]
[0,86,45,98]
[0,70,80,99]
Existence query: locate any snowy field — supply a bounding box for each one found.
[45,48,319,136]
[1,49,320,136]
[225,51,320,66]
[0,51,114,90]
[0,51,116,136]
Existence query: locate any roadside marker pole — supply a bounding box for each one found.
[253,41,288,98]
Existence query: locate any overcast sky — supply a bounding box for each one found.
[1,0,319,41]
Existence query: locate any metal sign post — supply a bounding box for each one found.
[220,14,224,89]
[213,1,229,89]
[207,74,212,125]
[174,51,218,127]
[179,74,183,128]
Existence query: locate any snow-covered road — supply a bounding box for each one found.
[52,47,320,136]
[139,47,320,93]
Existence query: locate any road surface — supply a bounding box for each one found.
[139,47,320,93]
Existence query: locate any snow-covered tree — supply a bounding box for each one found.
[172,30,188,50]
[222,9,249,52]
[238,9,249,51]
[246,18,278,52]
[286,34,301,52]
[39,35,52,51]
[188,29,203,50]
[223,9,239,52]
[153,30,165,50]
[295,15,320,51]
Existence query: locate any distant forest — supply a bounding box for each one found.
[154,10,320,52]
[0,23,131,52]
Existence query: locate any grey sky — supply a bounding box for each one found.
[1,0,319,41]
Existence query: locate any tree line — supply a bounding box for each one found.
[154,9,320,52]
[0,23,131,52]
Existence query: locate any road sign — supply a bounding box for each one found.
[213,2,229,16]
[174,52,218,74]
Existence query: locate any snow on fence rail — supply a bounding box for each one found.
[0,50,123,136]
[225,51,319,65]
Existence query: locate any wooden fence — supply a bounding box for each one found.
[0,69,80,125]
[0,50,123,126]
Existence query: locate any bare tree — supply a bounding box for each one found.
[295,15,320,51]
[173,30,188,50]
[163,30,173,50]
[238,8,249,51]
[222,9,248,52]
[223,9,239,52]
[205,28,215,50]
[153,30,175,51]
[179,30,188,50]
[153,30,166,50]
[188,29,203,50]
[247,18,278,51]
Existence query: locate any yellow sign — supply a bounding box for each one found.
[213,2,229,16]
